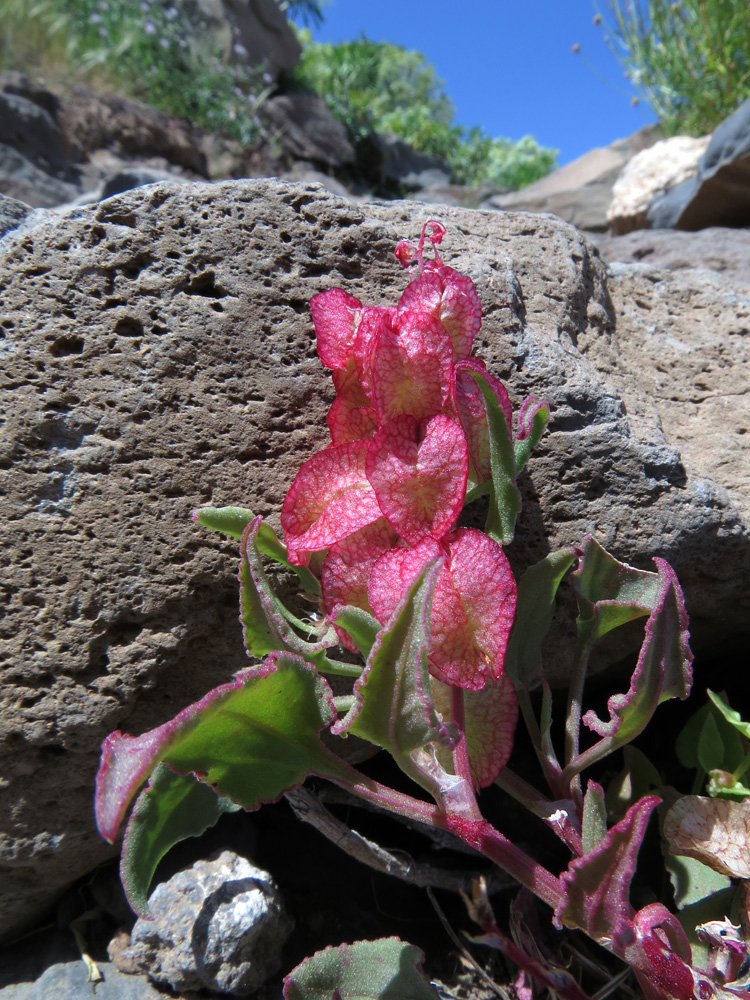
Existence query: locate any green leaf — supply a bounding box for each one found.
[504,548,578,688]
[333,605,381,662]
[194,505,255,539]
[239,519,357,676]
[708,690,750,740]
[121,764,238,916]
[578,551,693,748]
[95,651,354,847]
[513,399,549,472]
[333,560,455,765]
[283,937,439,1000]
[582,780,608,855]
[196,506,320,595]
[468,370,520,544]
[697,711,725,775]
[666,854,731,911]
[570,537,660,641]
[676,702,712,769]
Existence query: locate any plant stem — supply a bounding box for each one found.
[437,812,565,912]
[494,767,583,855]
[450,686,480,814]
[564,626,593,804]
[478,921,595,1000]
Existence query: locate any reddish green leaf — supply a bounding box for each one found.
[431,672,518,787]
[371,310,453,424]
[95,651,352,844]
[121,764,238,916]
[310,287,362,370]
[334,558,456,762]
[555,795,661,941]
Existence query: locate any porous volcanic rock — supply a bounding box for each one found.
[592,226,750,287]
[0,179,748,939]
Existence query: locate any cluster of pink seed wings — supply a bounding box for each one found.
[281,222,517,691]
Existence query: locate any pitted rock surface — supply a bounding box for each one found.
[0,178,748,938]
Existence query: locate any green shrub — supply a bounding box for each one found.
[289,33,557,189]
[0,0,271,144]
[595,0,750,136]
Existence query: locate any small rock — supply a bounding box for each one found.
[124,850,293,996]
[0,960,171,1000]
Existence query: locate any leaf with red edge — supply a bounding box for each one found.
[571,537,661,640]
[398,265,481,361]
[371,310,453,424]
[514,396,550,472]
[281,440,383,564]
[368,529,516,691]
[431,672,519,787]
[334,557,456,766]
[310,287,362,370]
[283,937,439,1000]
[428,528,516,690]
[95,651,354,845]
[453,359,512,483]
[240,518,346,675]
[578,546,693,745]
[554,794,660,941]
[326,360,377,445]
[321,518,396,650]
[366,414,468,545]
[467,368,521,544]
[327,395,378,446]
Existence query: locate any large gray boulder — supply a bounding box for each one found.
[0,179,748,939]
[649,96,750,230]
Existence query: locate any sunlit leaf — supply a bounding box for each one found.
[95,651,352,845]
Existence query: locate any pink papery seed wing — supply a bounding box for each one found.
[366,414,468,545]
[368,537,443,628]
[321,518,397,651]
[310,288,362,370]
[429,528,517,690]
[398,266,481,361]
[281,440,383,564]
[368,529,516,692]
[371,310,453,425]
[353,305,396,400]
[453,359,513,481]
[431,672,519,787]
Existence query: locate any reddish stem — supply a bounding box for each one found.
[438,813,565,913]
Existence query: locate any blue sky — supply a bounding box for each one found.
[291,0,658,166]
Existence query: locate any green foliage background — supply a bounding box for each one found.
[288,33,558,189]
[596,0,750,136]
[0,0,557,189]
